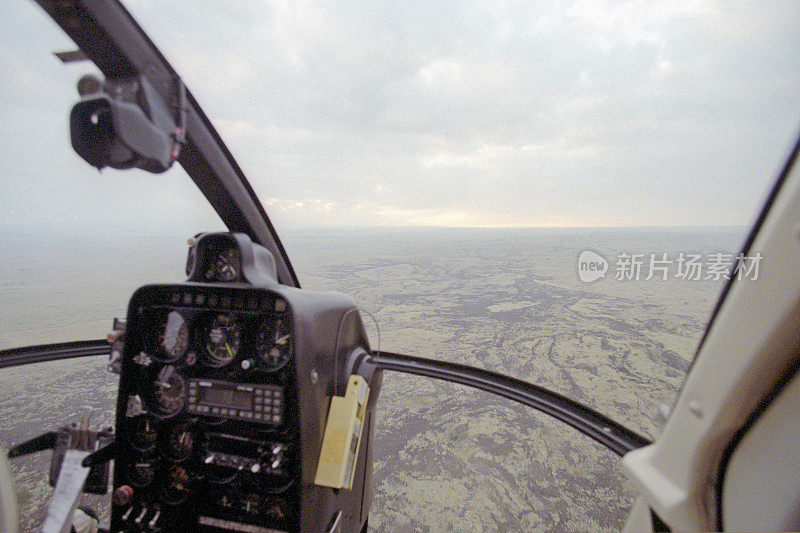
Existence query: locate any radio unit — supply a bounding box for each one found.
[186,378,283,425]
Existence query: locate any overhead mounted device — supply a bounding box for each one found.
[70,74,185,173]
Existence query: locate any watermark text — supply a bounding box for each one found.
[578,251,761,282]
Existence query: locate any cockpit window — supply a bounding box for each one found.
[0,1,226,350]
[123,2,798,528]
[1,5,226,528]
[1,0,798,531]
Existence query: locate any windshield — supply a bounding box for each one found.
[0,2,226,349]
[2,0,799,531]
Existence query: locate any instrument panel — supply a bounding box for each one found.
[143,299,292,374]
[109,232,381,533]
[111,285,299,532]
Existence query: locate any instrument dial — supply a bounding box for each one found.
[204,314,241,367]
[165,422,194,461]
[157,311,189,362]
[205,246,240,282]
[128,459,157,487]
[160,464,192,505]
[242,493,261,516]
[129,414,159,452]
[153,366,186,416]
[256,317,292,371]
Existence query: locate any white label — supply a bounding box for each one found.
[41,450,91,533]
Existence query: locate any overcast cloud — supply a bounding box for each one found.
[1,0,799,232]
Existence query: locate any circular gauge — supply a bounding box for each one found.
[205,247,240,282]
[241,493,261,516]
[211,489,240,512]
[157,311,189,362]
[128,414,159,451]
[128,459,157,487]
[204,314,242,366]
[215,248,240,282]
[164,422,194,461]
[153,366,186,416]
[256,317,292,371]
[264,497,289,522]
[160,464,192,505]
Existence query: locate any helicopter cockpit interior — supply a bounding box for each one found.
[1,1,799,532]
[100,231,382,532]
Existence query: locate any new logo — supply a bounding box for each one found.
[578,250,608,282]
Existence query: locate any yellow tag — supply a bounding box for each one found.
[314,375,370,489]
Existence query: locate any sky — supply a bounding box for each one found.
[0,0,799,233]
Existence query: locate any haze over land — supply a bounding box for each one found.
[0,227,743,531]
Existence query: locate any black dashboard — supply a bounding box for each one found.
[109,233,381,533]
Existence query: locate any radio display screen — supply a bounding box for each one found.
[199,385,252,410]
